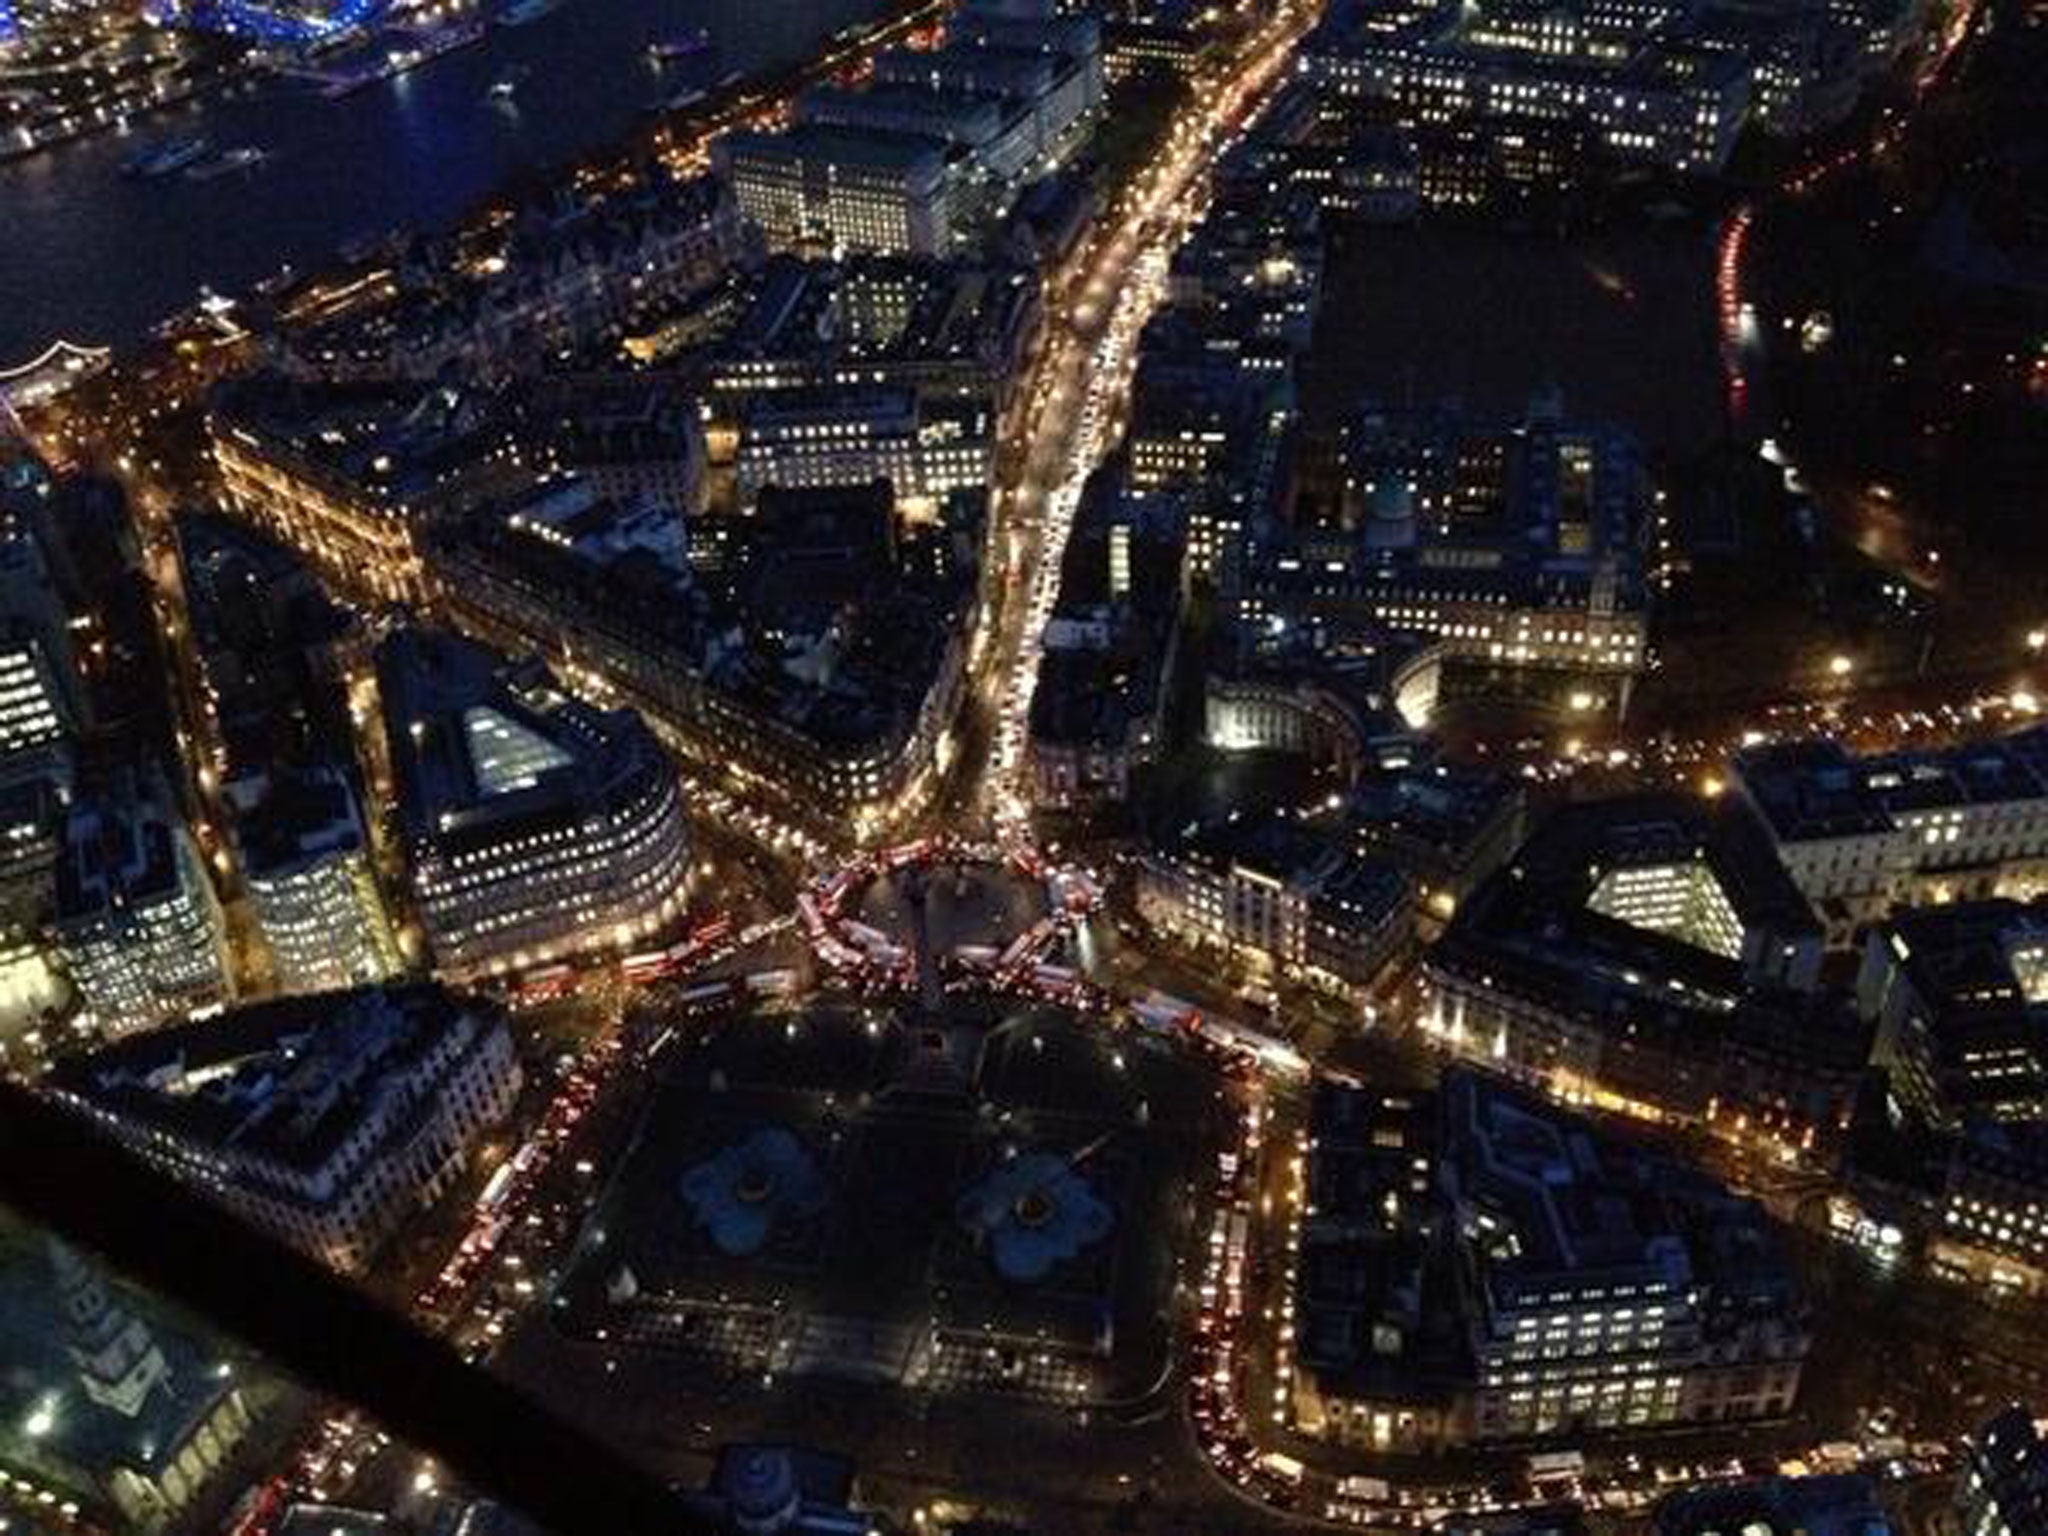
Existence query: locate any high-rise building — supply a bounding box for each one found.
[53,789,228,1036]
[241,766,403,996]
[379,629,692,977]
[0,490,79,1033]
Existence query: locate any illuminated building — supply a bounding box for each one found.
[49,984,521,1275]
[0,621,69,765]
[797,84,1043,184]
[1301,0,1754,176]
[1293,1071,1811,1448]
[433,481,982,836]
[0,498,80,1031]
[1860,898,2048,1130]
[240,767,402,996]
[379,629,692,977]
[715,127,965,257]
[1104,16,1217,81]
[1956,1407,2048,1536]
[719,0,1099,258]
[731,387,991,511]
[1451,1070,1808,1439]
[1421,795,1867,1146]
[53,789,228,1037]
[1135,819,1414,1004]
[281,173,746,382]
[210,377,526,606]
[1197,613,1436,778]
[0,1224,255,1532]
[1238,396,1652,694]
[872,6,1102,167]
[1852,900,2048,1294]
[1732,731,2048,942]
[703,255,1041,415]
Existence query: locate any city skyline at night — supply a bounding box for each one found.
[0,0,2043,1529]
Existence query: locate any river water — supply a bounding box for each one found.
[0,0,888,363]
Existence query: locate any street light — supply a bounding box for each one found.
[1827,654,1855,679]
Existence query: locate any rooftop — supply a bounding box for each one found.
[377,627,672,853]
[48,983,492,1180]
[1734,729,2048,844]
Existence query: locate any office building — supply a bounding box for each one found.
[53,790,228,1037]
[1136,818,1414,1003]
[379,629,691,977]
[1422,795,1869,1147]
[210,376,525,605]
[1301,0,1754,176]
[1240,395,1653,695]
[1292,1070,1811,1448]
[705,255,1040,413]
[240,767,402,996]
[1732,731,2048,939]
[0,620,72,767]
[731,386,991,511]
[715,126,964,257]
[1849,900,2048,1295]
[49,984,521,1274]
[1859,897,2048,1130]
[0,499,78,1033]
[872,9,1102,167]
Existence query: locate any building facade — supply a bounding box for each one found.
[380,630,693,977]
[53,792,229,1036]
[241,768,403,996]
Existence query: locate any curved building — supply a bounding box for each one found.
[378,629,691,977]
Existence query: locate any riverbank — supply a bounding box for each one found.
[0,0,912,363]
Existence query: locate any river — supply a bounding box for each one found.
[0,0,889,364]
